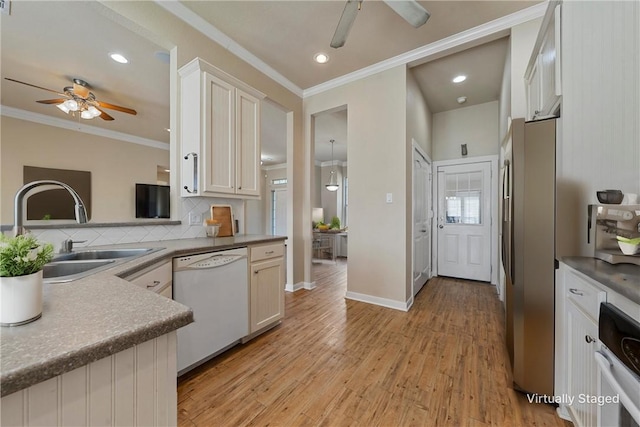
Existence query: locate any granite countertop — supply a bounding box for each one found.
[0,234,286,397]
[562,256,640,305]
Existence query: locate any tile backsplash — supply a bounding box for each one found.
[11,197,245,252]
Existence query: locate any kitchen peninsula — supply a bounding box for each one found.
[0,235,285,426]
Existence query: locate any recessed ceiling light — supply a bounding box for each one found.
[314,53,330,64]
[453,75,467,83]
[457,96,467,104]
[110,53,129,64]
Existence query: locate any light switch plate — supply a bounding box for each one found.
[189,212,202,226]
[386,193,393,203]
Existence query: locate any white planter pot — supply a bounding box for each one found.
[0,270,43,326]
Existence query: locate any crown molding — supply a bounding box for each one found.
[1,106,169,151]
[303,3,546,97]
[155,0,304,98]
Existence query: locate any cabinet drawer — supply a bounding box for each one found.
[566,270,606,322]
[128,261,172,293]
[250,243,284,262]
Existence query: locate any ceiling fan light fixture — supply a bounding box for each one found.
[80,110,94,120]
[56,103,70,114]
[63,99,79,111]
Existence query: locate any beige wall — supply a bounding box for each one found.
[406,69,433,157]
[102,2,305,285]
[1,116,169,223]
[305,66,410,306]
[432,101,500,161]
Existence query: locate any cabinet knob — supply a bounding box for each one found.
[585,335,595,344]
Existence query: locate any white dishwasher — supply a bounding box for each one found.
[173,247,248,376]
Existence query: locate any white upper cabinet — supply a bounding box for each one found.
[179,58,264,198]
[525,1,562,120]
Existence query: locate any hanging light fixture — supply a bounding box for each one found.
[325,139,339,192]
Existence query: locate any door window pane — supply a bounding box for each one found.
[445,172,482,224]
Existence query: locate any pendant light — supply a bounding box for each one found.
[325,139,339,192]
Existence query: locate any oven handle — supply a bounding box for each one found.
[595,351,640,424]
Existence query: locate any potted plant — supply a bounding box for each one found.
[0,234,53,326]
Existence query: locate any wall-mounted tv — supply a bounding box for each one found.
[135,184,170,219]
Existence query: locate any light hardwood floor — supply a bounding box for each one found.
[178,259,571,426]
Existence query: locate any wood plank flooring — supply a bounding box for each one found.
[178,260,571,426]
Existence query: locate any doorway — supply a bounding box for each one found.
[434,157,496,283]
[311,106,348,281]
[412,142,432,296]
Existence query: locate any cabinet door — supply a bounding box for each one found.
[566,300,599,427]
[250,258,284,333]
[527,59,542,120]
[235,89,261,197]
[203,73,236,195]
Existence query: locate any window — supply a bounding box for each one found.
[444,171,482,224]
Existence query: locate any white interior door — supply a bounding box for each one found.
[413,146,432,296]
[436,161,491,282]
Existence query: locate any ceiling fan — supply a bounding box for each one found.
[5,77,137,121]
[331,0,430,48]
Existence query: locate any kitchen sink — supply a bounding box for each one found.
[45,247,164,283]
[43,260,116,283]
[53,247,160,261]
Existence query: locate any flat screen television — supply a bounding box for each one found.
[136,184,170,219]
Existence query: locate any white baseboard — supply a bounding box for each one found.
[285,281,315,292]
[345,291,410,312]
[285,282,303,292]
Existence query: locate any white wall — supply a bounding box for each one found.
[0,116,169,223]
[432,101,500,161]
[304,66,411,308]
[510,17,543,120]
[558,0,640,256]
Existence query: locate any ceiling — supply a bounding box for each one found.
[1,0,542,163]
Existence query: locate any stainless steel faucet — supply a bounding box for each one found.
[13,180,88,236]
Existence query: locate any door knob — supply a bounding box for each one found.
[438,224,444,229]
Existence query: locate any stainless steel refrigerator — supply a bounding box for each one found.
[503,117,556,396]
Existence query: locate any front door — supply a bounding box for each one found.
[436,161,491,282]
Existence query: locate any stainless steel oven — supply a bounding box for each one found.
[596,303,640,426]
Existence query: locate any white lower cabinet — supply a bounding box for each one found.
[127,260,172,298]
[249,242,285,333]
[0,332,177,427]
[556,263,607,427]
[566,299,599,427]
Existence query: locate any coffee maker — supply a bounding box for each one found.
[588,204,640,266]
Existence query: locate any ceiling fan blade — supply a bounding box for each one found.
[73,81,90,98]
[97,108,114,121]
[330,0,361,49]
[383,0,430,28]
[96,101,137,115]
[4,78,66,96]
[36,98,67,105]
